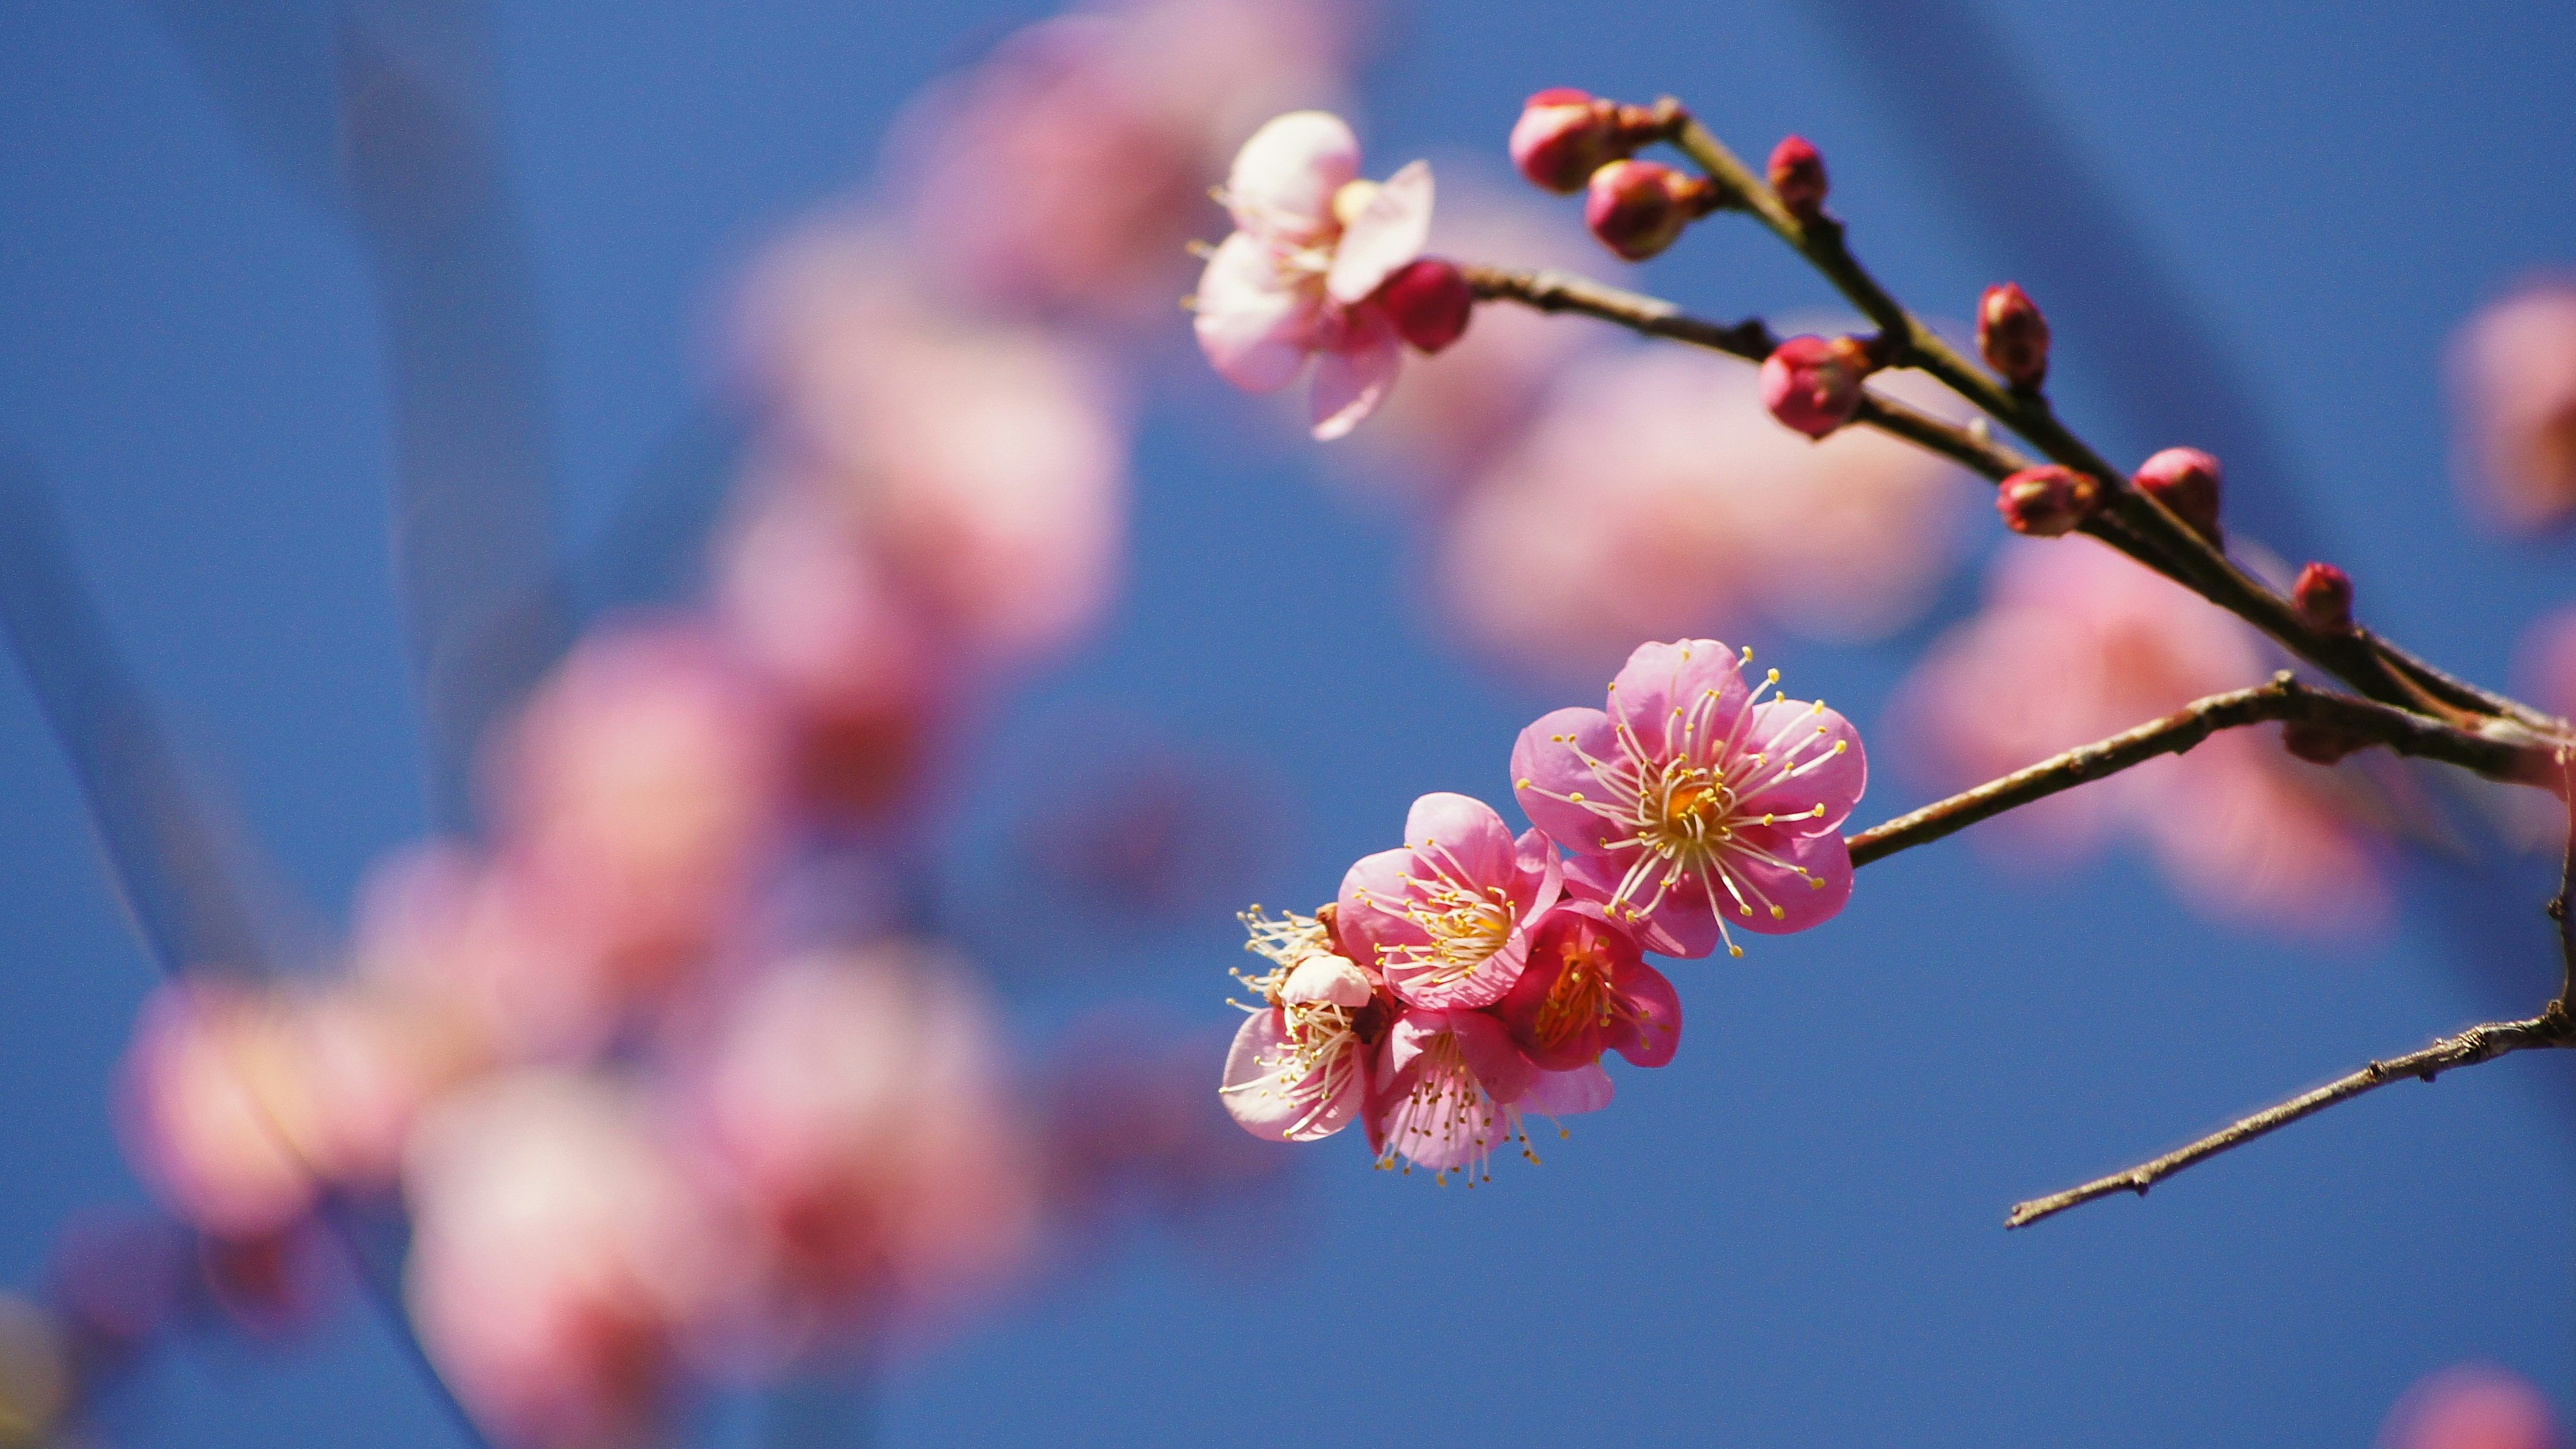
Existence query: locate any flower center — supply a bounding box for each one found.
[1534,935,1620,1051]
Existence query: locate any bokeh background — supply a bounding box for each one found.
[3,0,2574,1444]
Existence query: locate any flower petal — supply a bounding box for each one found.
[1226,111,1360,245]
[1609,638,1753,767]
[1513,826,1564,921]
[1511,706,1633,858]
[1218,1008,1360,1142]
[1281,953,1373,1008]
[1522,1062,1614,1116]
[1403,791,1517,889]
[1193,231,1318,394]
[1733,700,1868,830]
[1728,824,1853,935]
[1308,307,1401,440]
[1336,845,1428,973]
[1446,1010,1539,1106]
[1607,957,1682,1068]
[1326,159,1434,304]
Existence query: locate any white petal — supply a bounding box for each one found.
[1193,231,1318,394]
[1308,309,1401,440]
[1326,160,1434,305]
[1227,111,1360,245]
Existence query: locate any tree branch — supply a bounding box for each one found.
[1845,673,2551,869]
[2004,1013,2576,1229]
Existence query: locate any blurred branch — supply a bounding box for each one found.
[2004,1012,2576,1229]
[1846,673,2552,869]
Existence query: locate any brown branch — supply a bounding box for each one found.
[1845,673,2550,869]
[2554,751,2576,1014]
[2004,1013,2576,1228]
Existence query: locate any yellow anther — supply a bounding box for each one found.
[1728,944,1745,958]
[1769,904,1785,920]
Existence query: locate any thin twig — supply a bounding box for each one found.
[2553,751,2576,1014]
[2004,1014,2576,1228]
[1845,674,2548,868]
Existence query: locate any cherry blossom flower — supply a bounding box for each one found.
[1219,908,1380,1144]
[1336,792,1560,1010]
[405,1072,724,1449]
[1494,902,1681,1072]
[2448,278,2576,533]
[116,982,321,1241]
[1368,1010,1609,1181]
[1193,111,1438,439]
[1513,638,1865,959]
[2378,1365,2561,1449]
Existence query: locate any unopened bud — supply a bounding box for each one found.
[1509,89,1668,195]
[1978,282,2050,390]
[2294,561,2354,633]
[1767,136,1827,221]
[1994,465,2102,537]
[1281,952,1374,1008]
[1583,160,1719,262]
[2282,719,2366,766]
[2134,446,2224,547]
[1376,258,1474,354]
[1759,335,1876,438]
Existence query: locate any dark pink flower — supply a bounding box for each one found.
[1495,902,1681,1071]
[1337,792,1562,1010]
[1766,136,1827,221]
[1513,639,1865,959]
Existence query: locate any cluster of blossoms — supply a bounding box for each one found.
[1221,640,1866,1179]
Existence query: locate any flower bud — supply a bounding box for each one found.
[2133,446,2224,546]
[1583,160,1717,262]
[1994,465,2102,537]
[2294,561,2354,633]
[1978,282,2050,390]
[2282,720,2365,766]
[1767,136,1827,221]
[1510,89,1666,194]
[1759,335,1875,438]
[1376,258,1474,354]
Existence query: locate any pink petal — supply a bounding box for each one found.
[1218,1008,1360,1142]
[1281,953,1373,1008]
[1609,638,1753,767]
[1308,308,1401,440]
[1403,791,1517,888]
[1522,1062,1614,1116]
[1513,826,1564,921]
[1226,111,1360,246]
[1445,1011,1539,1106]
[1511,706,1632,857]
[1729,825,1854,935]
[1563,851,1719,959]
[1734,700,1868,829]
[1325,159,1434,304]
[1193,231,1318,393]
[1336,844,1428,973]
[1609,958,1682,1069]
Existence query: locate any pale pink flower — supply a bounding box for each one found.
[890,0,1350,321]
[1893,539,2391,936]
[689,946,1032,1356]
[1493,902,1681,1072]
[350,843,618,1065]
[1193,111,1436,439]
[488,619,789,998]
[1369,1010,1609,1181]
[1513,639,1866,960]
[116,981,319,1241]
[728,223,1128,663]
[2449,278,2576,532]
[1219,908,1380,1144]
[405,1071,723,1449]
[2379,1366,2561,1449]
[1336,792,1560,1010]
[1440,347,1973,679]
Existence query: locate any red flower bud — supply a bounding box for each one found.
[1376,258,1475,355]
[1509,90,1644,194]
[1977,282,2050,390]
[1758,335,1876,439]
[2133,446,2224,547]
[1582,160,1717,262]
[2294,561,2355,633]
[2282,720,2366,766]
[1994,465,2102,537]
[1767,136,1827,221]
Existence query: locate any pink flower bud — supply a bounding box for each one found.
[1510,89,1633,195]
[1993,465,2102,537]
[1584,160,1718,262]
[1758,335,1874,438]
[1376,258,1474,354]
[1978,282,2050,390]
[2134,446,2224,546]
[1767,136,1827,221]
[2294,561,2354,632]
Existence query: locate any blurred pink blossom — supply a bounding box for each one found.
[117,981,322,1241]
[350,843,619,1065]
[1894,539,2391,936]
[1440,347,1974,680]
[405,1072,724,1449]
[729,221,1129,665]
[2379,1365,2561,1449]
[687,946,1034,1358]
[2513,603,2576,724]
[2449,278,2576,533]
[890,0,1350,322]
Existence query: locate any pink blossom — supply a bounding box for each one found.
[116,982,319,1240]
[688,947,1032,1355]
[1370,1010,1608,1181]
[1513,639,1865,959]
[1193,111,1436,439]
[1219,908,1379,1144]
[405,1072,723,1449]
[1892,539,2391,935]
[1438,347,1974,677]
[2379,1366,2561,1449]
[1766,136,1827,222]
[1336,792,1560,1010]
[1494,902,1681,1071]
[2449,278,2576,533]
[349,843,619,1065]
[727,223,1129,663]
[890,0,1350,321]
[1759,334,1872,438]
[1584,159,1711,262]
